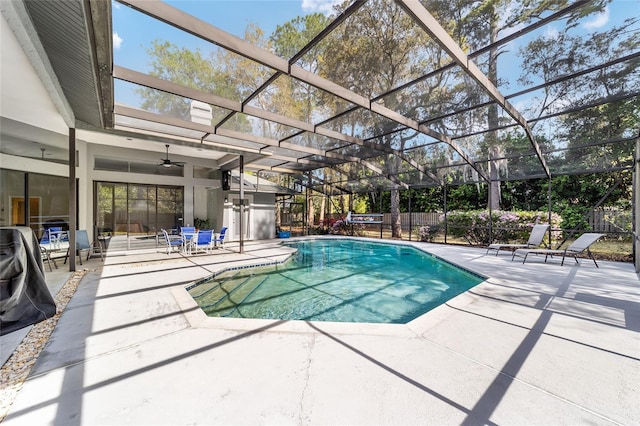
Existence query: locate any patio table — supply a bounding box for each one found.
[181,231,198,255]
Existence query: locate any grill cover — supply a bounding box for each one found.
[0,227,56,335]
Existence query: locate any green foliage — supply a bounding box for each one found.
[376,184,486,213]
[394,188,444,213]
[194,217,211,230]
[138,41,230,120]
[445,210,562,246]
[501,179,548,211]
[270,14,330,61]
[552,204,588,231]
[134,1,636,222]
[518,14,639,180]
[352,197,368,214]
[308,226,330,235]
[447,185,487,210]
[367,169,631,226]
[549,172,632,230]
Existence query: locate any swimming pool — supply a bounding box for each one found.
[188,239,485,324]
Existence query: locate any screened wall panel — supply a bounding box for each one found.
[103,0,640,194]
[321,107,406,140]
[284,132,350,152]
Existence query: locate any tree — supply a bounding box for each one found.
[269,13,332,226]
[448,0,612,209]
[520,16,639,157]
[138,25,276,131]
[318,0,447,238]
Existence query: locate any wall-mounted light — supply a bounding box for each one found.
[224,197,228,204]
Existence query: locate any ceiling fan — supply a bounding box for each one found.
[159,144,185,168]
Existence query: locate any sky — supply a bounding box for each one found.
[112,0,341,52]
[112,0,342,106]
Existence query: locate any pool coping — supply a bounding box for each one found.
[7,238,638,425]
[170,236,487,337]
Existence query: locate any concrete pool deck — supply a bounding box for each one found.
[2,237,639,425]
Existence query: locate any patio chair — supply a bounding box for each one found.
[64,230,102,265]
[161,229,183,254]
[512,233,604,267]
[189,230,214,254]
[40,245,57,271]
[40,229,51,245]
[212,227,227,249]
[486,224,549,256]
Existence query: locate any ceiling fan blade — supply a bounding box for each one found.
[161,145,186,167]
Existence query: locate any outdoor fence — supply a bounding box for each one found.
[378,210,631,233]
[588,208,631,233]
[315,209,632,243]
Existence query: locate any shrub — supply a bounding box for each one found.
[445,210,562,245]
[194,217,211,230]
[309,226,330,235]
[418,224,441,242]
[330,220,365,236]
[329,219,349,235]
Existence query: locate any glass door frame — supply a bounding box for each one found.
[94,181,184,251]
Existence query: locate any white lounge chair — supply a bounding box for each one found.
[486,224,549,256]
[512,233,604,267]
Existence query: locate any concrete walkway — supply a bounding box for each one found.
[2,237,639,425]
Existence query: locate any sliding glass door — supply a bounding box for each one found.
[95,182,183,251]
[0,169,71,240]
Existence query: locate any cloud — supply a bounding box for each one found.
[112,0,120,9]
[583,6,609,30]
[301,0,342,15]
[113,32,123,50]
[544,26,560,40]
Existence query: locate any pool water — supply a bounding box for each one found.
[188,239,484,324]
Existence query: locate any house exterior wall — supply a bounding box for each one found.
[218,191,276,241]
[250,193,276,240]
[0,13,68,135]
[1,13,279,248]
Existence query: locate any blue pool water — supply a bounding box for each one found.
[188,239,485,324]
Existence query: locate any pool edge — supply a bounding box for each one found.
[170,236,488,337]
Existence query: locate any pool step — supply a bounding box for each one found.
[223,276,268,318]
[188,272,239,299]
[193,273,269,317]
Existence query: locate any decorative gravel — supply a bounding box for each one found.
[0,269,89,421]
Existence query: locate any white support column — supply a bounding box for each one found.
[239,155,244,254]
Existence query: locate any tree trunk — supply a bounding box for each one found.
[487,8,501,211]
[391,187,402,238]
[319,193,325,226]
[489,147,501,211]
[308,194,315,226]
